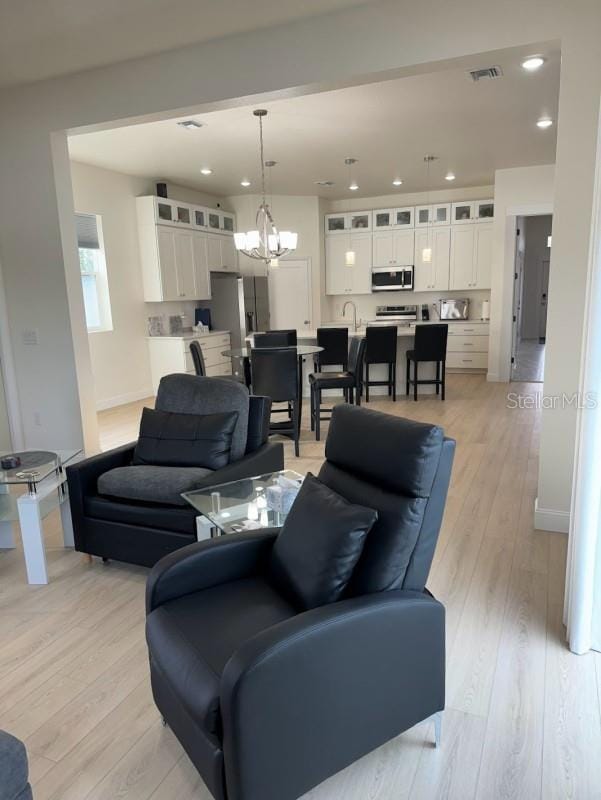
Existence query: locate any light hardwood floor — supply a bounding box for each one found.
[1,374,598,800]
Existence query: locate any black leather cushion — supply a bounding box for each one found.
[133,407,238,469]
[84,494,198,535]
[325,403,444,497]
[269,474,377,610]
[309,371,354,389]
[146,576,296,736]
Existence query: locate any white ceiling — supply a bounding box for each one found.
[0,0,370,88]
[68,45,560,199]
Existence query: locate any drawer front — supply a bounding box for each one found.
[447,323,489,336]
[206,362,233,377]
[447,335,489,353]
[184,347,229,372]
[197,333,231,351]
[446,352,488,369]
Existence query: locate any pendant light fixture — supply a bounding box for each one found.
[234,110,298,264]
[345,158,358,267]
[422,155,437,264]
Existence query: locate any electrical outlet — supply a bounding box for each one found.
[22,329,39,346]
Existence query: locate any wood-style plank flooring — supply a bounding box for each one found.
[1,374,598,800]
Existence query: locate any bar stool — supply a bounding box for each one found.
[309,337,366,441]
[364,326,398,402]
[313,327,349,372]
[406,324,448,401]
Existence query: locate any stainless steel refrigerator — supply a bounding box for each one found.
[207,272,270,378]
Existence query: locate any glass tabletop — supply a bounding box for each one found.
[223,344,323,358]
[183,470,304,535]
[0,449,82,487]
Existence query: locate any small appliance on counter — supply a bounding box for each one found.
[439,298,469,320]
[421,304,430,321]
[481,300,490,321]
[373,305,418,323]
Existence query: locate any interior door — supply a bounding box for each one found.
[539,258,550,340]
[157,227,179,300]
[510,220,525,376]
[268,259,312,332]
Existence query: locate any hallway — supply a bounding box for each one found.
[513,339,545,382]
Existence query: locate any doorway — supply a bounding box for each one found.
[511,214,552,382]
[267,258,313,333]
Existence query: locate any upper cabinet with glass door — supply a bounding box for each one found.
[372,207,414,230]
[415,204,451,227]
[153,198,193,228]
[475,199,494,221]
[325,211,372,234]
[451,201,476,225]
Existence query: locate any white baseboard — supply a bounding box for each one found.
[534,498,570,533]
[96,387,154,411]
[487,372,501,382]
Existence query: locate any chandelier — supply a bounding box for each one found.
[233,109,298,264]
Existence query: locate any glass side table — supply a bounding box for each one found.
[183,470,303,540]
[0,449,83,584]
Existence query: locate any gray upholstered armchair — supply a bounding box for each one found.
[67,374,284,567]
[145,404,455,800]
[0,731,32,800]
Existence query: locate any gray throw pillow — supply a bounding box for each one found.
[133,407,238,470]
[269,473,378,610]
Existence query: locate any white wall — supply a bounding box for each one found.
[0,0,598,518]
[521,215,552,339]
[71,161,225,409]
[228,193,323,326]
[0,366,10,450]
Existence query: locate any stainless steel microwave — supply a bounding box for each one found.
[371,266,414,292]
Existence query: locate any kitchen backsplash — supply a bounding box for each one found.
[324,289,491,322]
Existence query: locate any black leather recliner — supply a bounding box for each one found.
[145,404,455,800]
[67,374,284,568]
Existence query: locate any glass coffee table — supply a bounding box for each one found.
[183,470,303,540]
[0,449,83,584]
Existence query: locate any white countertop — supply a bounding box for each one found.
[297,319,489,339]
[147,329,230,341]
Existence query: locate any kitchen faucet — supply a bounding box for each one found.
[342,300,360,332]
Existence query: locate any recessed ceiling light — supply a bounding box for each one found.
[240,179,251,187]
[522,56,545,71]
[349,182,359,191]
[392,178,403,186]
[445,172,456,181]
[177,120,203,130]
[536,118,553,129]
[200,167,213,175]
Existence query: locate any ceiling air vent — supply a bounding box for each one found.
[468,65,503,82]
[315,180,335,187]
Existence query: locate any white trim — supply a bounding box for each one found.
[95,387,154,411]
[534,497,570,533]
[487,371,502,382]
[0,256,24,449]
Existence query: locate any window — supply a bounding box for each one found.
[76,213,113,332]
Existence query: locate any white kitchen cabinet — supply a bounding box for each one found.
[452,201,476,225]
[414,226,450,291]
[173,230,196,298]
[325,232,372,295]
[207,232,238,272]
[415,204,451,227]
[192,234,211,299]
[475,199,494,221]
[325,211,372,234]
[156,227,178,299]
[147,331,233,394]
[152,197,193,228]
[473,222,492,289]
[449,222,492,290]
[372,229,414,267]
[140,225,212,301]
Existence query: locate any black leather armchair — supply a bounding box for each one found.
[67,375,284,568]
[145,403,455,800]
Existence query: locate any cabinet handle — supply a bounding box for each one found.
[464,342,473,346]
[462,359,473,363]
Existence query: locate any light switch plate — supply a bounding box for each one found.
[22,329,39,346]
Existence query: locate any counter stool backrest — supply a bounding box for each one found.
[316,327,349,368]
[250,347,298,403]
[414,324,448,362]
[254,330,297,347]
[365,326,398,364]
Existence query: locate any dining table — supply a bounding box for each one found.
[222,344,324,427]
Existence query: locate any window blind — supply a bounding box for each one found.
[76,213,100,249]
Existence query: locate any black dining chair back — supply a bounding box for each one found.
[250,347,300,456]
[189,341,205,376]
[315,327,349,371]
[364,325,398,402]
[253,330,298,347]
